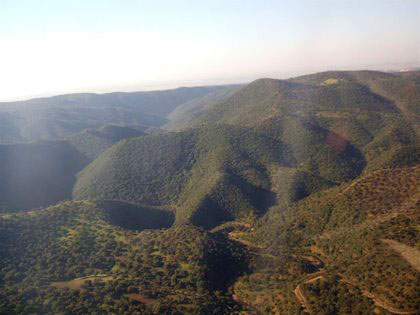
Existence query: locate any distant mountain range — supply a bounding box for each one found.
[0,85,229,144]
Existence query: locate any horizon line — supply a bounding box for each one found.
[1,65,419,103]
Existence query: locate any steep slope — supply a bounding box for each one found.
[291,70,420,116]
[198,72,418,172]
[0,86,226,143]
[227,164,419,314]
[66,125,145,160]
[74,123,363,229]
[0,141,88,211]
[199,77,398,126]
[73,71,417,229]
[73,126,283,228]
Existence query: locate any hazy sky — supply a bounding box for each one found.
[0,0,419,101]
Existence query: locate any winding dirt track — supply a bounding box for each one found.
[293,275,326,314]
[294,285,310,313]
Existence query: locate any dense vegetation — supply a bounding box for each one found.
[74,71,418,230]
[0,70,418,314]
[198,71,418,172]
[235,164,420,314]
[74,122,366,229]
[0,201,246,314]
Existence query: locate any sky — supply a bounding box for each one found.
[0,0,419,101]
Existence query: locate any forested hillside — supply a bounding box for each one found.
[73,122,365,229]
[0,70,418,314]
[230,164,419,314]
[0,201,246,314]
[74,71,418,227]
[198,71,418,172]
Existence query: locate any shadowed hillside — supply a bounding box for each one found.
[96,200,174,231]
[0,141,88,211]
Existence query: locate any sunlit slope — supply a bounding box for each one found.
[0,200,246,314]
[74,122,364,228]
[199,76,397,125]
[291,70,420,116]
[66,125,145,160]
[198,72,418,172]
[230,164,419,314]
[0,141,88,211]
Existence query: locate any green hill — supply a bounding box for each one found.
[73,126,283,228]
[73,70,419,229]
[291,70,420,116]
[198,72,418,172]
[74,123,364,229]
[198,76,397,126]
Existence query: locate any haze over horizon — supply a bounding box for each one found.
[1,0,419,101]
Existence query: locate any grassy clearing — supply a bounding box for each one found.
[126,294,158,305]
[382,239,420,272]
[320,78,340,86]
[58,227,78,242]
[51,275,113,289]
[179,262,194,271]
